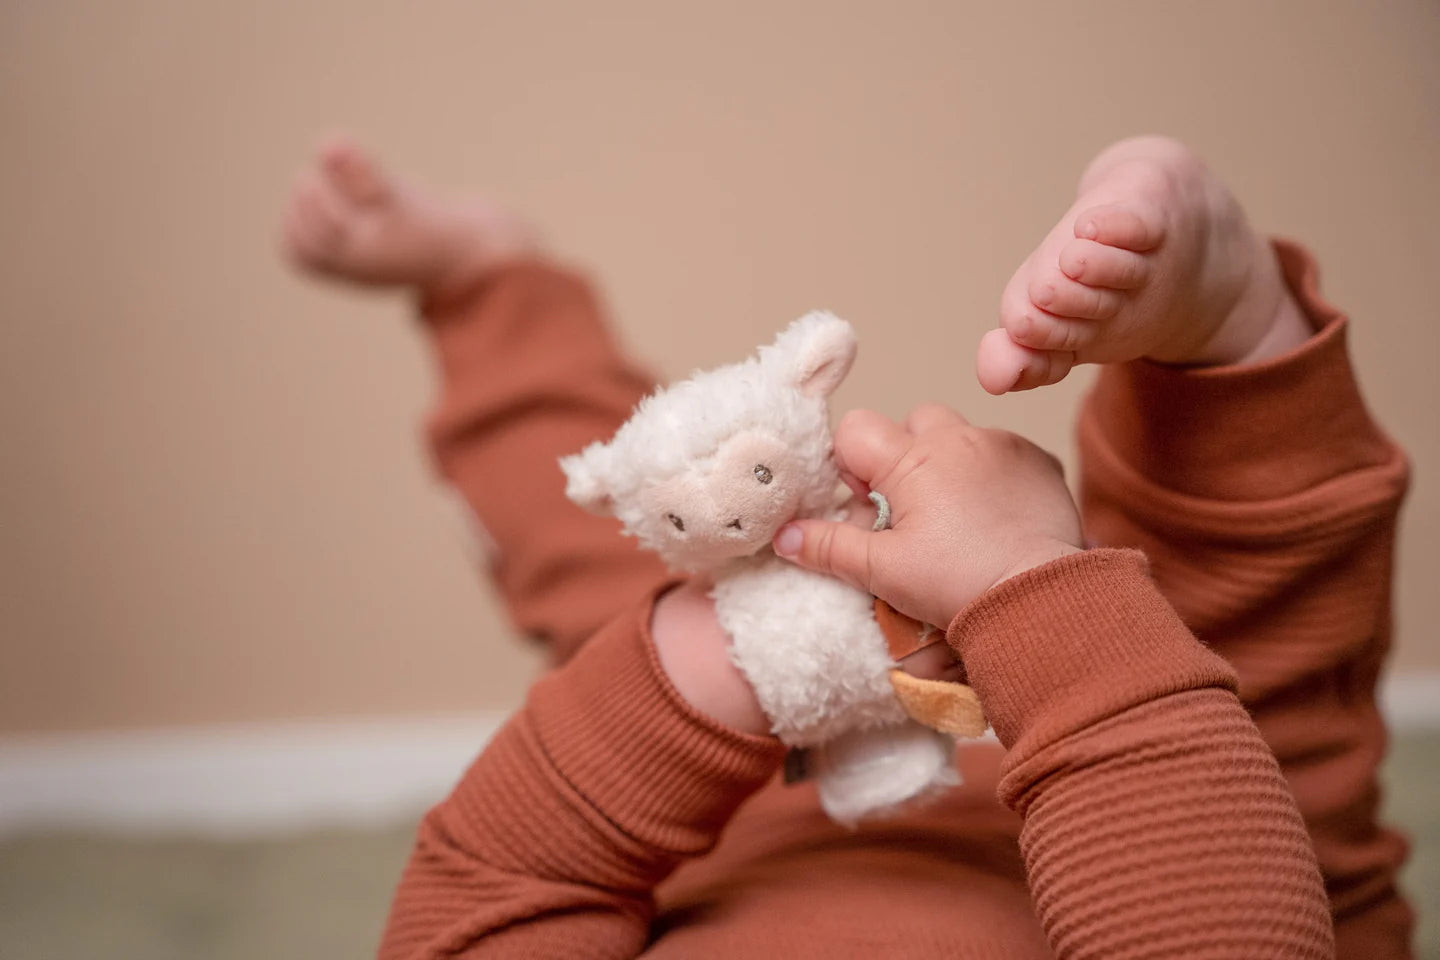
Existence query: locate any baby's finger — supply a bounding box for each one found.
[839,493,879,530]
[904,402,968,435]
[832,409,911,489]
[773,519,876,595]
[837,467,869,499]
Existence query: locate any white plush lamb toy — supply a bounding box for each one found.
[560,312,986,824]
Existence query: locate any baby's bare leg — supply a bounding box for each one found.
[1016,136,1413,954]
[281,138,536,299]
[976,136,1312,393]
[281,141,666,663]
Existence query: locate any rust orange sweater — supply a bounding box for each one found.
[378,242,1412,959]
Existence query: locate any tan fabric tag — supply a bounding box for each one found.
[888,670,988,739]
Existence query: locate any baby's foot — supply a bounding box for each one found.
[976,136,1312,394]
[280,138,537,298]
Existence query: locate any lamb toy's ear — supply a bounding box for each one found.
[559,441,618,516]
[763,310,857,399]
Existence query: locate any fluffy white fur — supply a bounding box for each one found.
[560,311,957,824]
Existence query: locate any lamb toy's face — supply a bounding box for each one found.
[560,311,857,574]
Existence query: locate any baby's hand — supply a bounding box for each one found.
[773,404,1083,629]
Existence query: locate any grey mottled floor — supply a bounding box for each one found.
[3,734,1436,959]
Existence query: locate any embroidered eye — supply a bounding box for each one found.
[666,513,685,532]
[753,464,773,485]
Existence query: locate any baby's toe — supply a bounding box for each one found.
[1003,308,1096,354]
[320,139,391,206]
[1058,238,1150,290]
[1073,202,1164,252]
[302,179,347,240]
[1028,272,1123,321]
[281,209,315,265]
[293,180,343,249]
[975,328,1075,395]
[1001,281,1098,353]
[282,171,355,270]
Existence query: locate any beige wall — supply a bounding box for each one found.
[2,1,1436,734]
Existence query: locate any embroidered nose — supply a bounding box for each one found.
[727,519,743,531]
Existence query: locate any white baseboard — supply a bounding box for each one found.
[0,713,506,839]
[1379,671,1440,733]
[1,674,1437,839]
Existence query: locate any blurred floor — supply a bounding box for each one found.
[1386,732,1440,957]
[3,733,1437,960]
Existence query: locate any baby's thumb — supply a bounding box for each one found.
[773,520,874,593]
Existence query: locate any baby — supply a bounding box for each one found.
[283,136,1411,958]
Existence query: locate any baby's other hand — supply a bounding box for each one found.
[651,579,773,736]
[773,404,1082,629]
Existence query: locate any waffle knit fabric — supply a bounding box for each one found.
[377,241,1411,959]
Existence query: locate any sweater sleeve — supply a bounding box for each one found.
[948,549,1334,959]
[420,261,669,664]
[377,586,786,960]
[1076,241,1414,957]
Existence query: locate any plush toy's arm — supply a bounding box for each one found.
[420,262,670,664]
[378,589,784,960]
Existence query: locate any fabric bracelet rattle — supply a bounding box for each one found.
[561,312,985,824]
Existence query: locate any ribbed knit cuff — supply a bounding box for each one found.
[527,587,786,854]
[416,259,607,386]
[416,257,559,326]
[946,549,1237,752]
[1082,239,1394,503]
